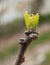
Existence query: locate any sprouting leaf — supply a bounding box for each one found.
[24,11,39,30]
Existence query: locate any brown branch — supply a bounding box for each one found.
[15,30,39,65]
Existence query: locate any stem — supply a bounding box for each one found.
[15,30,39,65]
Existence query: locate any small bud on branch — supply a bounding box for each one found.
[15,11,39,65]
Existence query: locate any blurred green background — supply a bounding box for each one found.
[0,0,50,65]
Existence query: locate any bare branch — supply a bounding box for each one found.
[15,30,39,65]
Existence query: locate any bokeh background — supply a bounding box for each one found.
[0,0,50,65]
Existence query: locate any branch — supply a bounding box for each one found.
[15,30,39,65]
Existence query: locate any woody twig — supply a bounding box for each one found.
[15,30,39,65]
